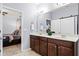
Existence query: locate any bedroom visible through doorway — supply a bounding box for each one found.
[2,6,22,56]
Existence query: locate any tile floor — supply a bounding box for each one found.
[3,44,21,56]
[3,44,40,56]
[15,49,40,56]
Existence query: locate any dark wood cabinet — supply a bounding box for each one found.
[48,43,57,56]
[58,46,74,56]
[40,38,48,56]
[34,38,40,53]
[30,35,75,56]
[30,36,35,50]
[30,35,40,53]
[48,38,74,56]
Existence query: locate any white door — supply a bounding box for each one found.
[51,19,61,34]
[60,17,75,35]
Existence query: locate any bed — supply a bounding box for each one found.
[3,34,21,47]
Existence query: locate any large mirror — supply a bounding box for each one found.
[36,3,78,35]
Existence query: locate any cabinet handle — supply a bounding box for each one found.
[58,47,60,49]
[55,46,57,48]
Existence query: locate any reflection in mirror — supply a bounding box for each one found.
[46,20,51,33]
[37,3,78,36]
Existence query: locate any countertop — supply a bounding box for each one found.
[30,33,79,42]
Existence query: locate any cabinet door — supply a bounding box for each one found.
[40,40,47,56]
[30,37,35,50]
[48,43,57,56]
[58,46,74,56]
[34,39,39,53]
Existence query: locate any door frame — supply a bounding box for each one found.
[2,4,23,54]
[0,3,3,56]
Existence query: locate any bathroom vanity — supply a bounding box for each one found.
[30,33,79,56]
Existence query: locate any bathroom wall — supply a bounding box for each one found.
[3,6,22,34]
[19,4,38,50]
[51,3,78,20]
[3,14,18,34]
[3,3,38,50]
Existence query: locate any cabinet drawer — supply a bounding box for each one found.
[30,35,37,38]
[39,37,48,42]
[48,38,54,43]
[48,38,74,48]
[58,40,74,48]
[30,35,40,39]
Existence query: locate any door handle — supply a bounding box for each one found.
[54,46,57,48]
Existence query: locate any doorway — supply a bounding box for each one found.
[2,6,22,56]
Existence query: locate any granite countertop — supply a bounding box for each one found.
[30,33,79,42]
